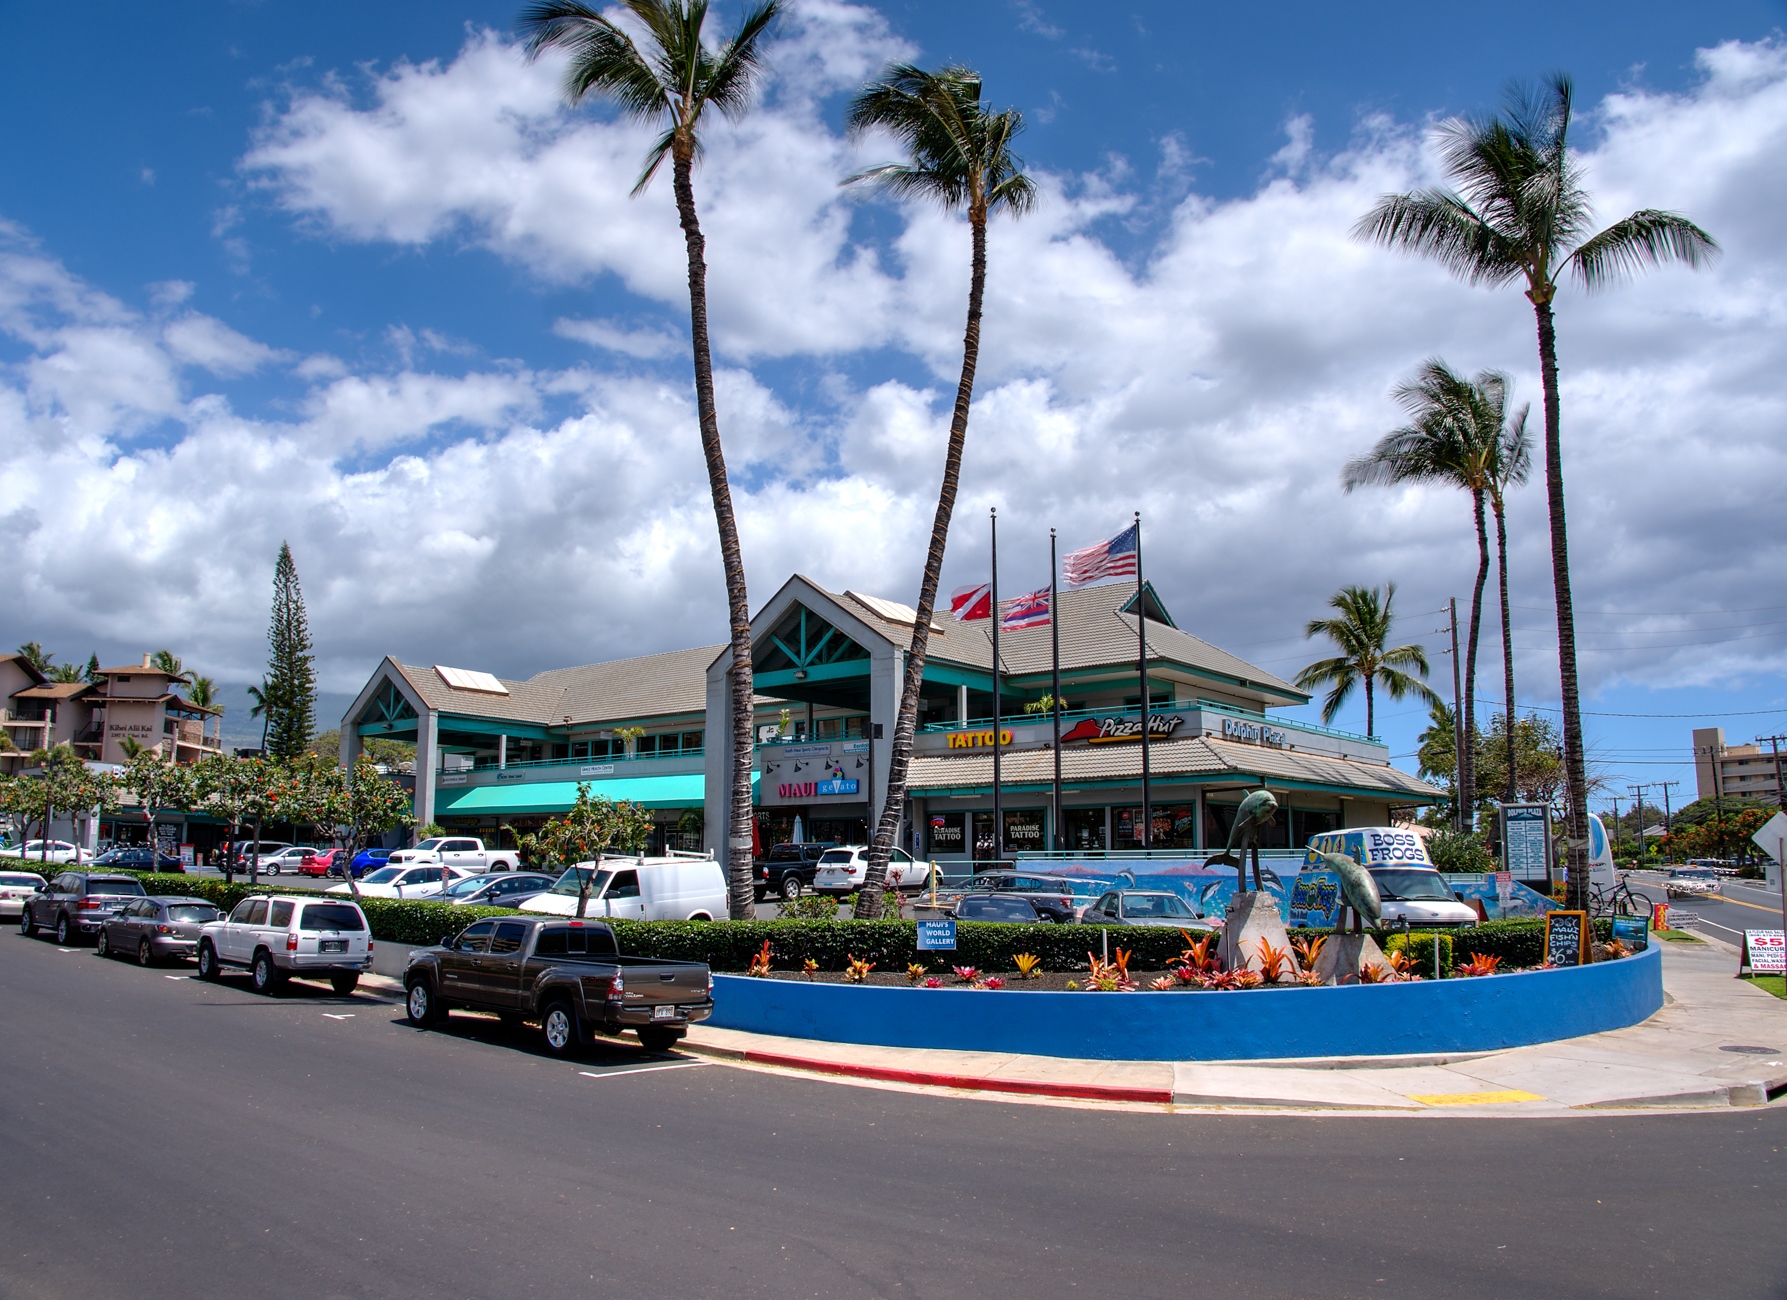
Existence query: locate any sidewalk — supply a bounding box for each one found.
[683,937,1787,1115]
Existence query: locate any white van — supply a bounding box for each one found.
[518,852,725,922]
[1304,826,1480,926]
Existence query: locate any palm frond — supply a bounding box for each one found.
[1353,190,1524,287]
[1567,209,1720,289]
[843,63,1031,218]
[702,0,780,120]
[1376,663,1444,708]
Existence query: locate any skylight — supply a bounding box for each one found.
[434,665,508,695]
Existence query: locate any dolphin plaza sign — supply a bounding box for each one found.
[1220,716,1288,748]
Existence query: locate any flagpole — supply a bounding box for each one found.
[990,507,1002,865]
[1050,528,1063,852]
[1136,511,1151,850]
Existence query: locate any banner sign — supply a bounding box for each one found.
[1741,929,1785,975]
[916,919,957,951]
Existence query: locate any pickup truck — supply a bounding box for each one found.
[388,836,520,873]
[402,915,712,1055]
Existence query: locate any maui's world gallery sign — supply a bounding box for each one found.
[1059,714,1185,745]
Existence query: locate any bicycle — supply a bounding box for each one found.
[1589,876,1650,919]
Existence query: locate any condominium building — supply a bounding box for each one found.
[1692,726,1787,801]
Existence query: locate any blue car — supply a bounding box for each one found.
[339,848,394,879]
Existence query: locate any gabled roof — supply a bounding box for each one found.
[94,665,191,684]
[12,682,95,700]
[0,654,47,687]
[390,644,722,729]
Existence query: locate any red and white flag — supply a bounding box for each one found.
[1000,588,1051,630]
[950,582,992,621]
[1063,523,1139,588]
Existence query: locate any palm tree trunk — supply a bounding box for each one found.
[1364,677,1375,740]
[1532,297,1590,908]
[1462,489,1489,826]
[672,147,756,921]
[1493,494,1517,802]
[857,211,988,920]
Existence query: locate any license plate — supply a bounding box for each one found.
[319,940,347,953]
[651,1005,676,1020]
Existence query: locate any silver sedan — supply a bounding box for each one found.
[1079,890,1214,929]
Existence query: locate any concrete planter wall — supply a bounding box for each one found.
[710,945,1662,1062]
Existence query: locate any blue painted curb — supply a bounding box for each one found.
[709,945,1663,1062]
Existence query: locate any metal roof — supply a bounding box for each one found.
[392,643,721,729]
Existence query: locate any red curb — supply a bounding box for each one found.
[737,1049,1174,1104]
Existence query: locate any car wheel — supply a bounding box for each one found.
[780,875,804,902]
[330,973,359,995]
[138,938,154,967]
[267,863,280,876]
[405,979,440,1028]
[637,1025,681,1053]
[540,1001,579,1057]
[55,914,72,946]
[95,929,111,958]
[19,907,36,937]
[197,941,221,981]
[250,950,284,995]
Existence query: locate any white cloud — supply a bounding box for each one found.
[4,22,1786,741]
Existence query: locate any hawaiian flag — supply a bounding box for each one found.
[1000,587,1051,630]
[950,582,992,621]
[1063,523,1139,588]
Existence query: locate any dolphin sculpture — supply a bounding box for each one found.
[1203,788,1279,892]
[1314,850,1381,933]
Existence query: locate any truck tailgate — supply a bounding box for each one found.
[614,957,710,1003]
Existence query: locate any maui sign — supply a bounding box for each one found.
[1059,714,1185,745]
[776,778,859,798]
[1221,717,1287,747]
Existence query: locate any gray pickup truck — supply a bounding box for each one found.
[402,915,713,1055]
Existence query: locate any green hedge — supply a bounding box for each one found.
[127,874,1595,974]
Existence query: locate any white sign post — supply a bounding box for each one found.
[1750,811,1787,936]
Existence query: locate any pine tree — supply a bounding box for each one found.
[264,542,317,760]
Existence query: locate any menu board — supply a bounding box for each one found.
[1544,910,1587,967]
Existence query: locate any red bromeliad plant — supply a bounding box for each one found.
[923,976,943,988]
[747,940,773,978]
[1083,951,1137,992]
[981,976,1006,990]
[1454,952,1503,978]
[1172,965,1201,986]
[844,954,876,983]
[1178,929,1218,973]
[952,965,980,984]
[1253,938,1294,984]
[1291,934,1327,971]
[1149,976,1175,991]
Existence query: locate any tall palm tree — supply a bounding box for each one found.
[247,677,271,755]
[1295,584,1442,739]
[520,0,781,921]
[842,65,1035,920]
[1481,395,1532,804]
[47,663,84,684]
[1343,359,1530,821]
[15,643,50,674]
[151,650,183,676]
[185,676,220,712]
[1356,74,1716,903]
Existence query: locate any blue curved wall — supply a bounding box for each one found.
[709,946,1662,1061]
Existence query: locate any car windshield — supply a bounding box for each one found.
[0,873,43,886]
[817,850,855,865]
[444,875,490,898]
[89,879,145,896]
[415,838,445,851]
[1369,869,1455,901]
[362,867,403,884]
[549,867,611,897]
[166,905,216,923]
[1122,893,1192,917]
[1674,869,1717,879]
[300,904,366,932]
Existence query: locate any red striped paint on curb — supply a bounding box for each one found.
[727,1048,1174,1104]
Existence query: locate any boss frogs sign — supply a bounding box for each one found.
[1303,826,1432,868]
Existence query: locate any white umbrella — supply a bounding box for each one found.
[792,816,804,844]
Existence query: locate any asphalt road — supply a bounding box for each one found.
[4,931,1785,1299]
[1626,872,1787,948]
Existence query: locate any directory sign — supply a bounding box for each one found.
[1501,804,1553,884]
[1544,909,1587,967]
[916,919,957,951]
[1741,929,1785,974]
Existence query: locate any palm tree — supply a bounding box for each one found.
[1343,360,1530,821]
[520,0,780,921]
[1355,74,1716,904]
[151,650,183,676]
[247,677,271,754]
[1295,584,1442,738]
[15,643,50,674]
[47,663,84,684]
[185,676,220,713]
[842,65,1035,920]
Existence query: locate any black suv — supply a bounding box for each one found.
[754,842,837,902]
[19,872,148,945]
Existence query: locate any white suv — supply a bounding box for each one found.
[196,895,372,995]
[811,846,929,897]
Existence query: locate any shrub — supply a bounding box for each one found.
[1382,931,1454,976]
[1425,826,1495,873]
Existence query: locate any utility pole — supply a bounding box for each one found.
[1609,795,1621,863]
[1448,598,1464,832]
[1757,735,1787,811]
[1628,784,1648,863]
[1658,780,1679,850]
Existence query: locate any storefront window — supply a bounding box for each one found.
[1114,805,1144,850]
[1203,800,1289,850]
[1288,808,1340,849]
[927,812,966,856]
[635,735,658,757]
[682,731,704,752]
[1114,803,1198,850]
[1002,809,1047,855]
[972,811,998,859]
[1065,807,1107,851]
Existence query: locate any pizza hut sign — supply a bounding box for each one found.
[1060,714,1185,745]
[1221,717,1287,748]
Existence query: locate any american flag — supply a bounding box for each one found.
[1063,524,1139,588]
[950,582,992,621]
[1000,588,1051,630]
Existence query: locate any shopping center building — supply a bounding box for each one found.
[342,575,1438,862]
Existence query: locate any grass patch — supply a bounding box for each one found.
[1740,974,1787,1000]
[1656,929,1704,942]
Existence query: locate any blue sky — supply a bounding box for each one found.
[3,0,1786,807]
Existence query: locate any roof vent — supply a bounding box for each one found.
[434,665,509,695]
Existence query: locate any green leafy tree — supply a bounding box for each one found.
[1345,360,1529,815]
[10,746,117,866]
[1356,74,1717,903]
[83,653,100,684]
[520,0,780,922]
[264,543,317,760]
[842,64,1036,921]
[121,751,196,864]
[318,757,417,903]
[1295,584,1441,738]
[193,754,258,879]
[47,662,84,683]
[15,642,51,674]
[150,650,183,676]
[505,783,653,917]
[185,675,220,713]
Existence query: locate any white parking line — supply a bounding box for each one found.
[164,975,184,980]
[323,1013,355,1020]
[579,1062,707,1080]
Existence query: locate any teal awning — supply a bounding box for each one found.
[435,771,740,817]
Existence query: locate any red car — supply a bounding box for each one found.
[297,849,343,877]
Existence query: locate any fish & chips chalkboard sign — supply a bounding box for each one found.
[1544,910,1587,967]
